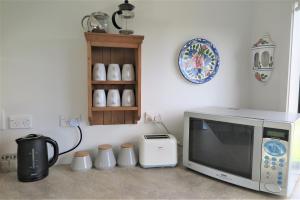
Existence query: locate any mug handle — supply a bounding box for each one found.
[45,137,59,167]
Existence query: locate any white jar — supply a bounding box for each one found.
[94,144,116,170]
[71,151,92,172]
[117,143,137,167]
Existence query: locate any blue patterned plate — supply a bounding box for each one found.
[178,38,220,84]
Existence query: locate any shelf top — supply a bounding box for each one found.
[84,32,144,45]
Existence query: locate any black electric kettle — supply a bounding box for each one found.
[16,134,59,182]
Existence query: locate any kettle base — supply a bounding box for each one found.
[18,171,49,182]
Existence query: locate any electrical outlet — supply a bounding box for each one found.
[0,153,17,173]
[144,112,161,123]
[8,115,32,129]
[59,115,81,127]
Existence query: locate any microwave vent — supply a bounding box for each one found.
[144,134,170,139]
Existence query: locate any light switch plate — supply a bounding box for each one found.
[9,114,32,129]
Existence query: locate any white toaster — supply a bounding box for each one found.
[138,134,177,168]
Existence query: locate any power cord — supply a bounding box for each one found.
[59,119,83,156]
[152,115,183,147]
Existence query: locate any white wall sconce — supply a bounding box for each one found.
[251,34,275,82]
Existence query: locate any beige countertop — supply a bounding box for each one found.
[0,165,299,199]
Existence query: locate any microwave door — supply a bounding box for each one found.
[189,119,254,178]
[183,114,263,190]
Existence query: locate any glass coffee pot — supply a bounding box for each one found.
[82,12,109,33]
[112,0,135,35]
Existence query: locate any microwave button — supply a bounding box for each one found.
[272,157,277,161]
[279,158,285,163]
[265,183,282,193]
[279,163,284,167]
[278,176,282,180]
[264,141,286,157]
[278,171,283,175]
[264,164,269,168]
[277,181,282,185]
[265,156,270,160]
[271,166,276,170]
[264,160,269,164]
[272,161,276,165]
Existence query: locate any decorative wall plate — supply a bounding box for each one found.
[178,38,220,84]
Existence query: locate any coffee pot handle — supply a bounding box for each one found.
[112,10,122,29]
[45,137,59,167]
[81,15,90,31]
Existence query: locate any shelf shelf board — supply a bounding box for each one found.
[91,81,136,85]
[92,106,138,111]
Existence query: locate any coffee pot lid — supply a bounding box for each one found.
[119,0,135,11]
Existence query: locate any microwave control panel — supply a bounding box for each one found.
[260,128,289,195]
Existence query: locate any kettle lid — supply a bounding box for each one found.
[16,134,43,143]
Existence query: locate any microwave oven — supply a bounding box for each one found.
[183,107,300,196]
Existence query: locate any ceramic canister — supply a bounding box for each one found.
[71,151,92,172]
[117,143,137,167]
[94,144,116,170]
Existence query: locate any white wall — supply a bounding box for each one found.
[287,8,300,113]
[0,0,293,164]
[0,2,3,109]
[248,1,294,112]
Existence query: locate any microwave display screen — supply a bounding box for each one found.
[264,128,289,141]
[189,118,254,179]
[266,131,285,138]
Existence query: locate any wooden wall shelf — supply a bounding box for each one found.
[92,107,138,111]
[91,81,136,85]
[85,33,144,125]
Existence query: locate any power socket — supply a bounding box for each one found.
[8,115,32,129]
[59,115,81,127]
[0,153,17,173]
[144,112,162,123]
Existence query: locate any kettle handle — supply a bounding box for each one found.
[112,10,122,29]
[45,137,59,167]
[81,15,90,31]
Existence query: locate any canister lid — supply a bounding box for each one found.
[74,151,89,157]
[98,144,112,150]
[121,143,133,148]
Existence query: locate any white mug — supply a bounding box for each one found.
[107,89,121,107]
[93,63,106,81]
[122,89,135,107]
[122,64,135,81]
[93,89,106,107]
[107,64,121,81]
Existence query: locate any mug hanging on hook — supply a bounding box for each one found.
[112,0,135,35]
